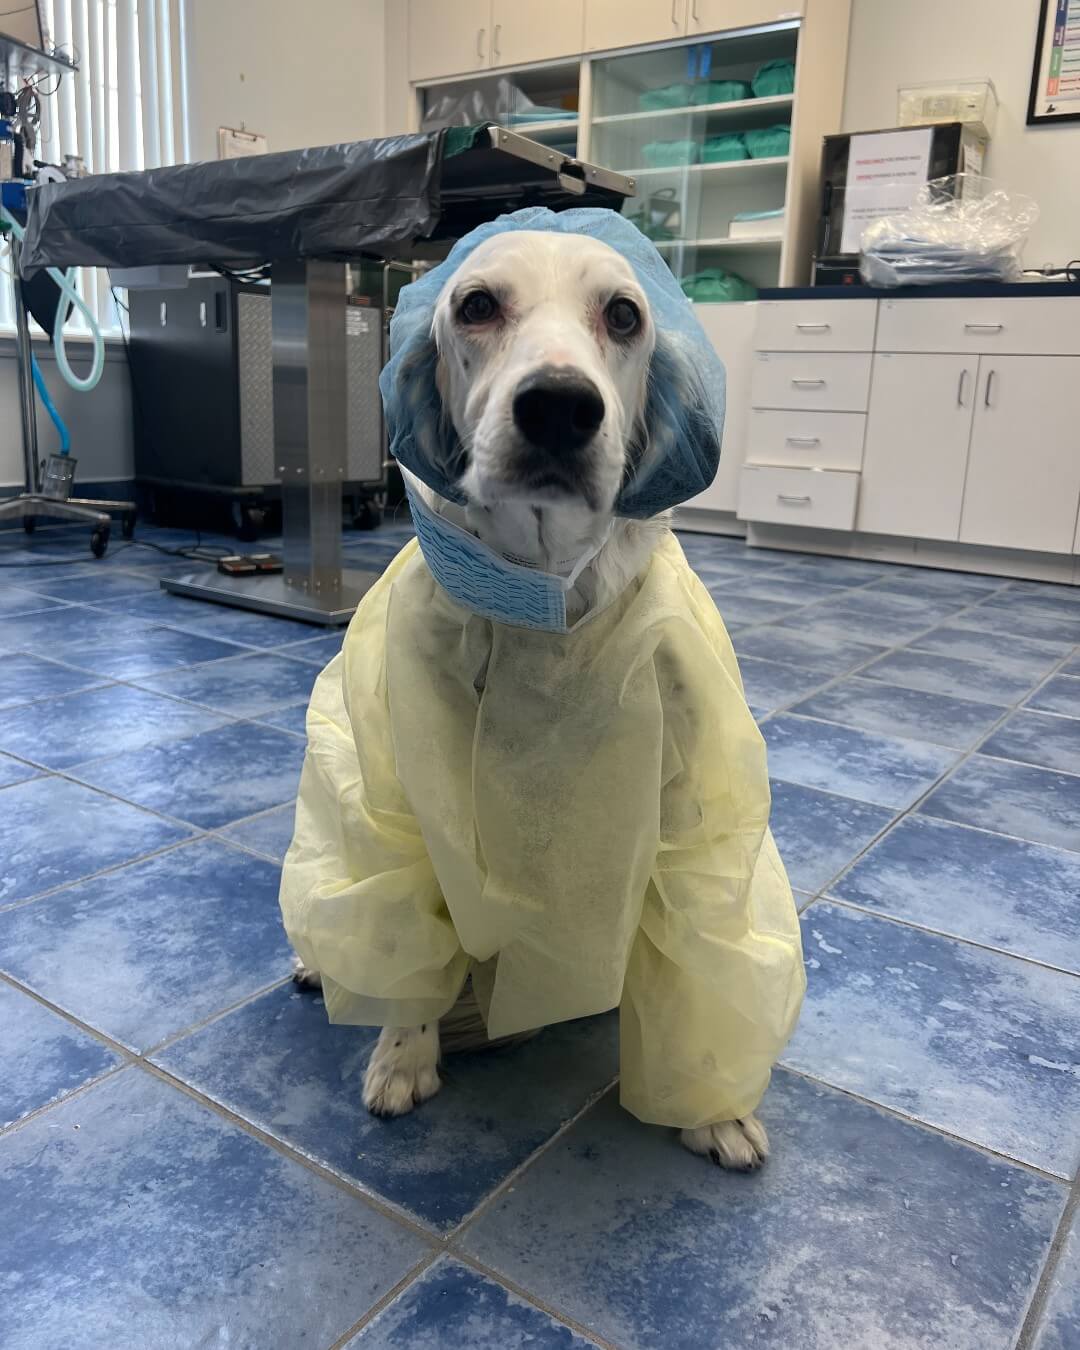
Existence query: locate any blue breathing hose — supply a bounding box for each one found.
[31,353,71,454]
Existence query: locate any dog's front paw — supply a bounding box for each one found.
[680,1113,770,1172]
[362,1024,441,1118]
[291,954,323,990]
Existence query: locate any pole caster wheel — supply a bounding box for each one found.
[90,526,110,558]
[121,512,136,540]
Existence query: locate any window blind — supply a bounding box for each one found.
[0,0,189,333]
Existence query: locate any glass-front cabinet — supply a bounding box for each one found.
[412,4,844,301]
[587,24,797,296]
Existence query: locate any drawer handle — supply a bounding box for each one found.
[777,494,812,505]
[964,322,1004,332]
[786,436,821,446]
[795,322,831,332]
[791,378,826,388]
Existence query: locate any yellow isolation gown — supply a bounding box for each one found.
[279,531,804,1130]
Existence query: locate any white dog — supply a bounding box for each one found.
[286,225,801,1173]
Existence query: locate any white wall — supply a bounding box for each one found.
[184,0,387,162]
[0,343,134,490]
[843,0,1080,269]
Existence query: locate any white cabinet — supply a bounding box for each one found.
[684,301,756,513]
[584,0,684,52]
[688,0,805,36]
[747,409,866,471]
[876,297,1080,358]
[408,0,491,80]
[959,357,1080,555]
[751,352,873,413]
[755,298,877,354]
[410,0,583,80]
[858,354,977,542]
[492,0,584,68]
[738,465,859,530]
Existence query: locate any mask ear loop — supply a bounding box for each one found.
[560,520,616,592]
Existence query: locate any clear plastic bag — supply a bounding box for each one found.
[859,175,1039,288]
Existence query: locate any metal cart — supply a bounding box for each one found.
[22,124,634,622]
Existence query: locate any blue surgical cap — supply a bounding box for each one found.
[379,206,725,519]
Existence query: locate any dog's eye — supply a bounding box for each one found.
[459,289,498,325]
[606,298,641,338]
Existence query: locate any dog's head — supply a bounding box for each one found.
[382,208,725,522]
[433,230,652,515]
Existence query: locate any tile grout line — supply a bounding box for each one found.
[448,1077,621,1243]
[815,894,1080,980]
[453,1251,619,1349]
[1015,1174,1080,1350]
[0,834,206,915]
[134,1056,448,1244]
[794,642,1080,909]
[322,1251,443,1350]
[775,1063,1072,1187]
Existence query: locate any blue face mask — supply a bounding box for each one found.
[405,481,612,634]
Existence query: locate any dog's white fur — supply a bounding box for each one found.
[300,231,768,1170]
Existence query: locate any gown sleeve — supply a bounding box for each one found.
[278,543,470,1028]
[618,558,806,1130]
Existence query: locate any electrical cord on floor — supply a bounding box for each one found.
[0,533,232,567]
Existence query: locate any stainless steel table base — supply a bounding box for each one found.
[162,565,381,625]
[160,258,368,625]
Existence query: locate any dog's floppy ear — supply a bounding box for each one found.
[619,331,724,519]
[381,329,468,504]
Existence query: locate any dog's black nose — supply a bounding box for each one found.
[512,368,605,455]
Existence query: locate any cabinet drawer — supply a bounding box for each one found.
[738,466,859,530]
[746,410,866,471]
[755,299,877,353]
[751,352,873,412]
[877,297,1080,356]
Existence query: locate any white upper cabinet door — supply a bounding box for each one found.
[960,357,1080,555]
[687,0,804,36]
[492,0,585,66]
[858,354,975,542]
[409,0,492,82]
[584,0,686,52]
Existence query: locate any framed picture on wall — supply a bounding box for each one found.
[1028,0,1080,124]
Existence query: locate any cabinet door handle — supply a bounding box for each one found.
[493,22,501,57]
[791,378,825,387]
[477,27,486,59]
[957,368,968,407]
[671,0,680,26]
[785,436,821,446]
[778,494,812,505]
[985,369,997,407]
[692,0,700,20]
[964,321,1004,332]
[795,322,831,332]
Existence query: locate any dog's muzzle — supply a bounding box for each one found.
[511,366,605,494]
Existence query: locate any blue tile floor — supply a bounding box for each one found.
[2,518,1080,1349]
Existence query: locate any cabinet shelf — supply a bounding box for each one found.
[626,154,788,181]
[592,93,792,129]
[653,235,784,251]
[500,116,579,139]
